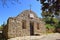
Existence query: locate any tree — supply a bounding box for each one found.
[0,25,3,31]
[37,0,60,16]
[0,0,21,7]
[38,0,60,32]
[37,0,60,32]
[37,0,60,27]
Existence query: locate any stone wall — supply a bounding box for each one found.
[3,10,46,39]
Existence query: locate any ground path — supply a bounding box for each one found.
[8,33,60,40]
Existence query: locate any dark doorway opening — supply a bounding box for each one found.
[30,22,34,35]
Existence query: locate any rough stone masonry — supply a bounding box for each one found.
[3,10,46,39]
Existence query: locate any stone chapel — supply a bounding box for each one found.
[3,10,46,39]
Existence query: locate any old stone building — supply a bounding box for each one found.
[3,10,46,39]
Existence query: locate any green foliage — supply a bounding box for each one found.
[0,26,3,30]
[41,11,52,17]
[45,24,55,33]
[43,17,51,24]
[37,0,60,32]
[38,0,60,16]
[45,24,55,29]
[43,17,59,31]
[56,21,60,28]
[53,18,59,23]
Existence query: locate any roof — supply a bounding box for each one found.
[17,10,38,18]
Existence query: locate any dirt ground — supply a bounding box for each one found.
[8,33,60,40]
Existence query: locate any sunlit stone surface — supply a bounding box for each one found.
[8,33,60,40]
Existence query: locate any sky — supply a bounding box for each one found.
[0,0,42,25]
